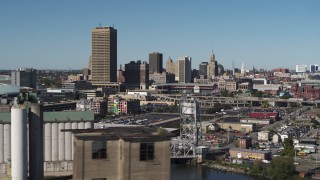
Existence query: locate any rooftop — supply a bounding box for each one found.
[70,127,174,142]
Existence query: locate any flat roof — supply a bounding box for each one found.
[0,111,94,124]
[71,127,174,142]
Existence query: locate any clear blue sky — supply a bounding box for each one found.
[0,0,319,70]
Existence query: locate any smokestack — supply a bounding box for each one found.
[29,104,44,180]
[11,105,28,180]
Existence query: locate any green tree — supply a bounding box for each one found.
[267,156,296,180]
[281,137,295,157]
[250,160,267,176]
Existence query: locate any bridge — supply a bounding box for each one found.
[153,94,320,108]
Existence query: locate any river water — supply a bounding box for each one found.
[171,164,255,180]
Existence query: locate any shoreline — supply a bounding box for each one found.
[201,161,267,179]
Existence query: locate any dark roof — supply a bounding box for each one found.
[70,127,174,142]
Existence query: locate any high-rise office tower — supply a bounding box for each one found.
[11,68,37,89]
[149,52,163,74]
[177,56,192,83]
[91,27,117,85]
[124,60,149,90]
[199,62,208,78]
[166,57,175,74]
[207,50,218,79]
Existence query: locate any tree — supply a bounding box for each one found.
[267,156,296,180]
[250,160,267,176]
[281,137,295,157]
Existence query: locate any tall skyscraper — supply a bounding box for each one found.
[91,26,117,85]
[199,62,208,78]
[207,50,218,79]
[166,57,175,74]
[177,56,192,83]
[11,68,37,89]
[149,52,163,74]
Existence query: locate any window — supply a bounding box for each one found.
[92,141,107,159]
[140,143,154,161]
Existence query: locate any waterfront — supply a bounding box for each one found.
[171,164,255,180]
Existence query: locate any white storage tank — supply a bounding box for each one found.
[51,123,58,161]
[11,106,28,180]
[64,122,72,161]
[0,124,4,163]
[3,124,11,163]
[58,123,65,161]
[44,123,52,161]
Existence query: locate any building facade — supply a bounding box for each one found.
[166,57,175,75]
[199,62,208,79]
[72,127,172,180]
[149,52,163,74]
[91,27,117,85]
[177,56,192,83]
[124,60,149,90]
[11,68,37,89]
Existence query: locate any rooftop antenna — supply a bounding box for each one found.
[99,23,102,28]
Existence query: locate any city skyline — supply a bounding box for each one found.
[0,1,319,70]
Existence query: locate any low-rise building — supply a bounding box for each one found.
[238,137,252,149]
[258,131,271,141]
[72,127,172,180]
[217,122,256,133]
[240,118,272,125]
[229,148,272,160]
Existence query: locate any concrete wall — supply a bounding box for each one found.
[73,138,171,180]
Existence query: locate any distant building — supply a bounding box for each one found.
[238,137,252,149]
[217,122,256,133]
[310,64,319,73]
[110,97,140,115]
[273,68,289,74]
[124,60,149,90]
[11,68,37,89]
[199,62,208,79]
[248,111,279,120]
[207,50,218,79]
[91,26,117,85]
[117,65,125,83]
[258,131,271,141]
[149,73,175,84]
[149,52,163,74]
[62,81,92,91]
[76,99,107,116]
[217,77,237,91]
[296,64,307,73]
[165,57,175,75]
[177,56,192,83]
[229,148,271,160]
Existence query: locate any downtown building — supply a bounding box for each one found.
[91,27,117,86]
[149,52,163,74]
[124,60,149,90]
[177,56,192,83]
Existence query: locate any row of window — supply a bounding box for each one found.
[92,141,154,161]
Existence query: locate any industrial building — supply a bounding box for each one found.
[217,122,256,133]
[72,127,172,180]
[11,68,37,89]
[0,110,94,175]
[229,148,272,160]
